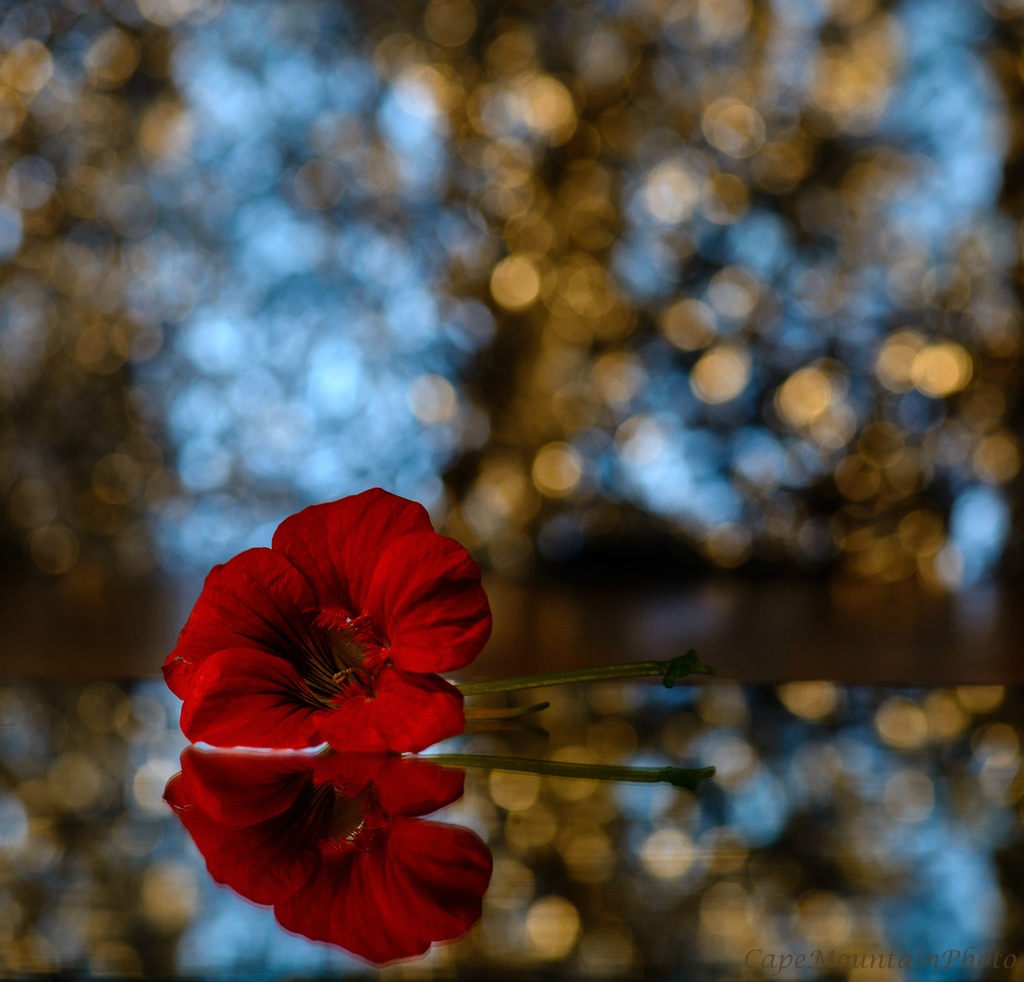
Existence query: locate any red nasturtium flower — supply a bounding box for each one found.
[164,748,492,964]
[162,489,491,752]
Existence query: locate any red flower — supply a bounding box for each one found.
[162,489,491,753]
[164,748,492,964]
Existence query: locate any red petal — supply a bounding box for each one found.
[271,489,433,614]
[370,818,493,938]
[313,754,465,817]
[177,747,315,826]
[165,749,489,965]
[366,531,491,673]
[180,648,328,749]
[164,763,321,905]
[275,819,492,964]
[162,549,317,699]
[316,669,464,754]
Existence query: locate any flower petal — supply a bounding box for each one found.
[164,768,320,906]
[372,818,492,945]
[316,669,464,754]
[366,530,491,673]
[180,648,328,749]
[271,488,433,613]
[275,818,492,964]
[177,747,315,826]
[162,548,318,699]
[314,754,465,818]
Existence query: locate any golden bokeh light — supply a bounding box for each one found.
[138,101,195,162]
[922,690,968,741]
[532,442,583,497]
[591,352,645,406]
[518,74,577,145]
[614,415,665,467]
[696,0,752,43]
[506,801,559,851]
[641,828,695,879]
[705,523,753,568]
[407,373,458,424]
[489,770,542,812]
[798,892,853,947]
[874,330,923,392]
[424,0,478,47]
[699,882,750,941]
[561,823,616,883]
[643,161,702,223]
[140,862,198,932]
[702,98,766,159]
[490,255,542,310]
[690,346,751,404]
[973,431,1020,484]
[910,342,972,398]
[875,696,928,749]
[0,40,53,93]
[484,857,536,911]
[776,364,837,428]
[708,266,760,320]
[660,298,717,350]
[84,30,141,89]
[48,753,104,810]
[526,896,581,959]
[956,686,1005,714]
[778,682,838,721]
[702,172,749,223]
[972,722,1020,767]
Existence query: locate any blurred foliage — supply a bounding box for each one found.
[0,4,176,578]
[1,0,1023,586]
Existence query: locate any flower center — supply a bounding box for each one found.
[316,784,388,855]
[304,607,390,705]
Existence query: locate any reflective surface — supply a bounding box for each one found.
[1,678,1022,978]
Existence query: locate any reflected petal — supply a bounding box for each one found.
[164,748,491,965]
[313,752,465,816]
[277,817,492,963]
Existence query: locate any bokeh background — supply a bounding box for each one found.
[4,0,1024,596]
[3,6,1024,977]
[2,0,1024,684]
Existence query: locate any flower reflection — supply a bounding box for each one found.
[164,747,492,964]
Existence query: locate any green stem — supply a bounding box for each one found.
[421,753,715,791]
[455,649,715,697]
[464,700,551,721]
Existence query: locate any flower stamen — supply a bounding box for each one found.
[299,607,392,704]
[316,785,387,854]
